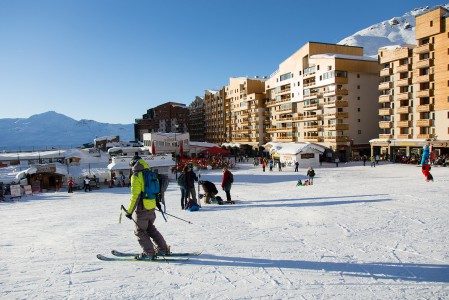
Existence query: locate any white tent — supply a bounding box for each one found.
[263,142,326,168]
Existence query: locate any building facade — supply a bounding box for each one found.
[372,7,449,159]
[224,77,267,154]
[188,96,206,142]
[134,102,189,142]
[265,42,380,161]
[203,89,226,145]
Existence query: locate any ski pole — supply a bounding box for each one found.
[156,209,193,224]
[120,205,168,262]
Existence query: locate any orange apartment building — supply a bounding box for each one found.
[265,42,380,161]
[224,77,267,153]
[372,6,449,159]
[204,89,227,145]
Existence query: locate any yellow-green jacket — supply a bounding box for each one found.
[126,159,157,214]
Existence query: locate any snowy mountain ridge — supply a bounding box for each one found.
[338,4,449,56]
[0,111,134,150]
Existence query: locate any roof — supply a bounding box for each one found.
[107,154,175,170]
[263,142,326,155]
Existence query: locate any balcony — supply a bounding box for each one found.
[304,136,323,142]
[396,92,410,101]
[379,121,392,129]
[378,82,392,90]
[414,43,433,54]
[417,134,432,139]
[416,89,433,98]
[397,120,411,127]
[416,119,433,127]
[396,64,411,73]
[397,134,411,139]
[413,74,433,84]
[323,124,349,131]
[324,136,349,142]
[323,112,348,119]
[303,103,321,111]
[396,106,411,114]
[277,136,295,142]
[380,68,393,76]
[277,87,291,94]
[302,114,322,121]
[379,95,392,103]
[416,104,433,112]
[324,100,349,108]
[323,89,348,97]
[396,78,411,87]
[415,59,433,69]
[379,108,392,116]
[379,134,393,139]
[335,77,348,84]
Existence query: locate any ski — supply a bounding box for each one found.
[111,249,201,257]
[96,254,188,262]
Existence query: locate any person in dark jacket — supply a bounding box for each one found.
[306,166,315,185]
[185,165,199,206]
[200,180,218,204]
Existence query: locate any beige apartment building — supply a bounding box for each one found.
[372,6,449,160]
[265,42,380,161]
[204,89,227,145]
[224,77,267,153]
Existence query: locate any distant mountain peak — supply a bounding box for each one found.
[338,4,449,56]
[0,111,134,150]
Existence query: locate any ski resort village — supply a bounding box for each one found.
[1,3,449,300]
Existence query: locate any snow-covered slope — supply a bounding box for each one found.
[338,4,449,56]
[0,111,134,150]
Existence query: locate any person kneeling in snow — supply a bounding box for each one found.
[199,180,219,204]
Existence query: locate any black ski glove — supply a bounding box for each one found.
[125,213,132,219]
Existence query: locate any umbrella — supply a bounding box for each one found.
[199,146,230,155]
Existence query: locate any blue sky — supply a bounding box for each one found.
[0,0,445,124]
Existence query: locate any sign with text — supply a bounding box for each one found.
[301,153,315,159]
[24,185,32,196]
[10,185,21,198]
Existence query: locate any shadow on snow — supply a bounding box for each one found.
[187,254,449,283]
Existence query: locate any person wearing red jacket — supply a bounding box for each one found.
[221,167,233,202]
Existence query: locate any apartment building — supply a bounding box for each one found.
[372,6,449,159]
[203,89,226,145]
[224,77,267,153]
[265,42,380,161]
[134,102,189,142]
[188,96,206,142]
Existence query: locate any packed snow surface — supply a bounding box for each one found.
[1,161,448,299]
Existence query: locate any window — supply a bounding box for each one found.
[357,74,360,78]
[358,119,361,122]
[357,96,360,100]
[358,130,361,134]
[358,108,361,112]
[357,85,360,89]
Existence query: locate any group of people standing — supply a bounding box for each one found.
[177,164,234,208]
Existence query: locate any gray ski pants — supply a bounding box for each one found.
[134,209,168,256]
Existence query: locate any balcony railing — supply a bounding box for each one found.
[397,134,411,139]
[416,104,433,112]
[396,64,411,73]
[414,43,433,54]
[413,74,433,84]
[379,95,392,103]
[417,134,432,139]
[397,120,411,127]
[379,134,393,139]
[396,78,411,87]
[415,58,432,69]
[379,121,392,129]
[416,89,432,98]
[379,108,392,116]
[380,68,393,77]
[416,119,433,127]
[396,106,411,114]
[378,82,392,90]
